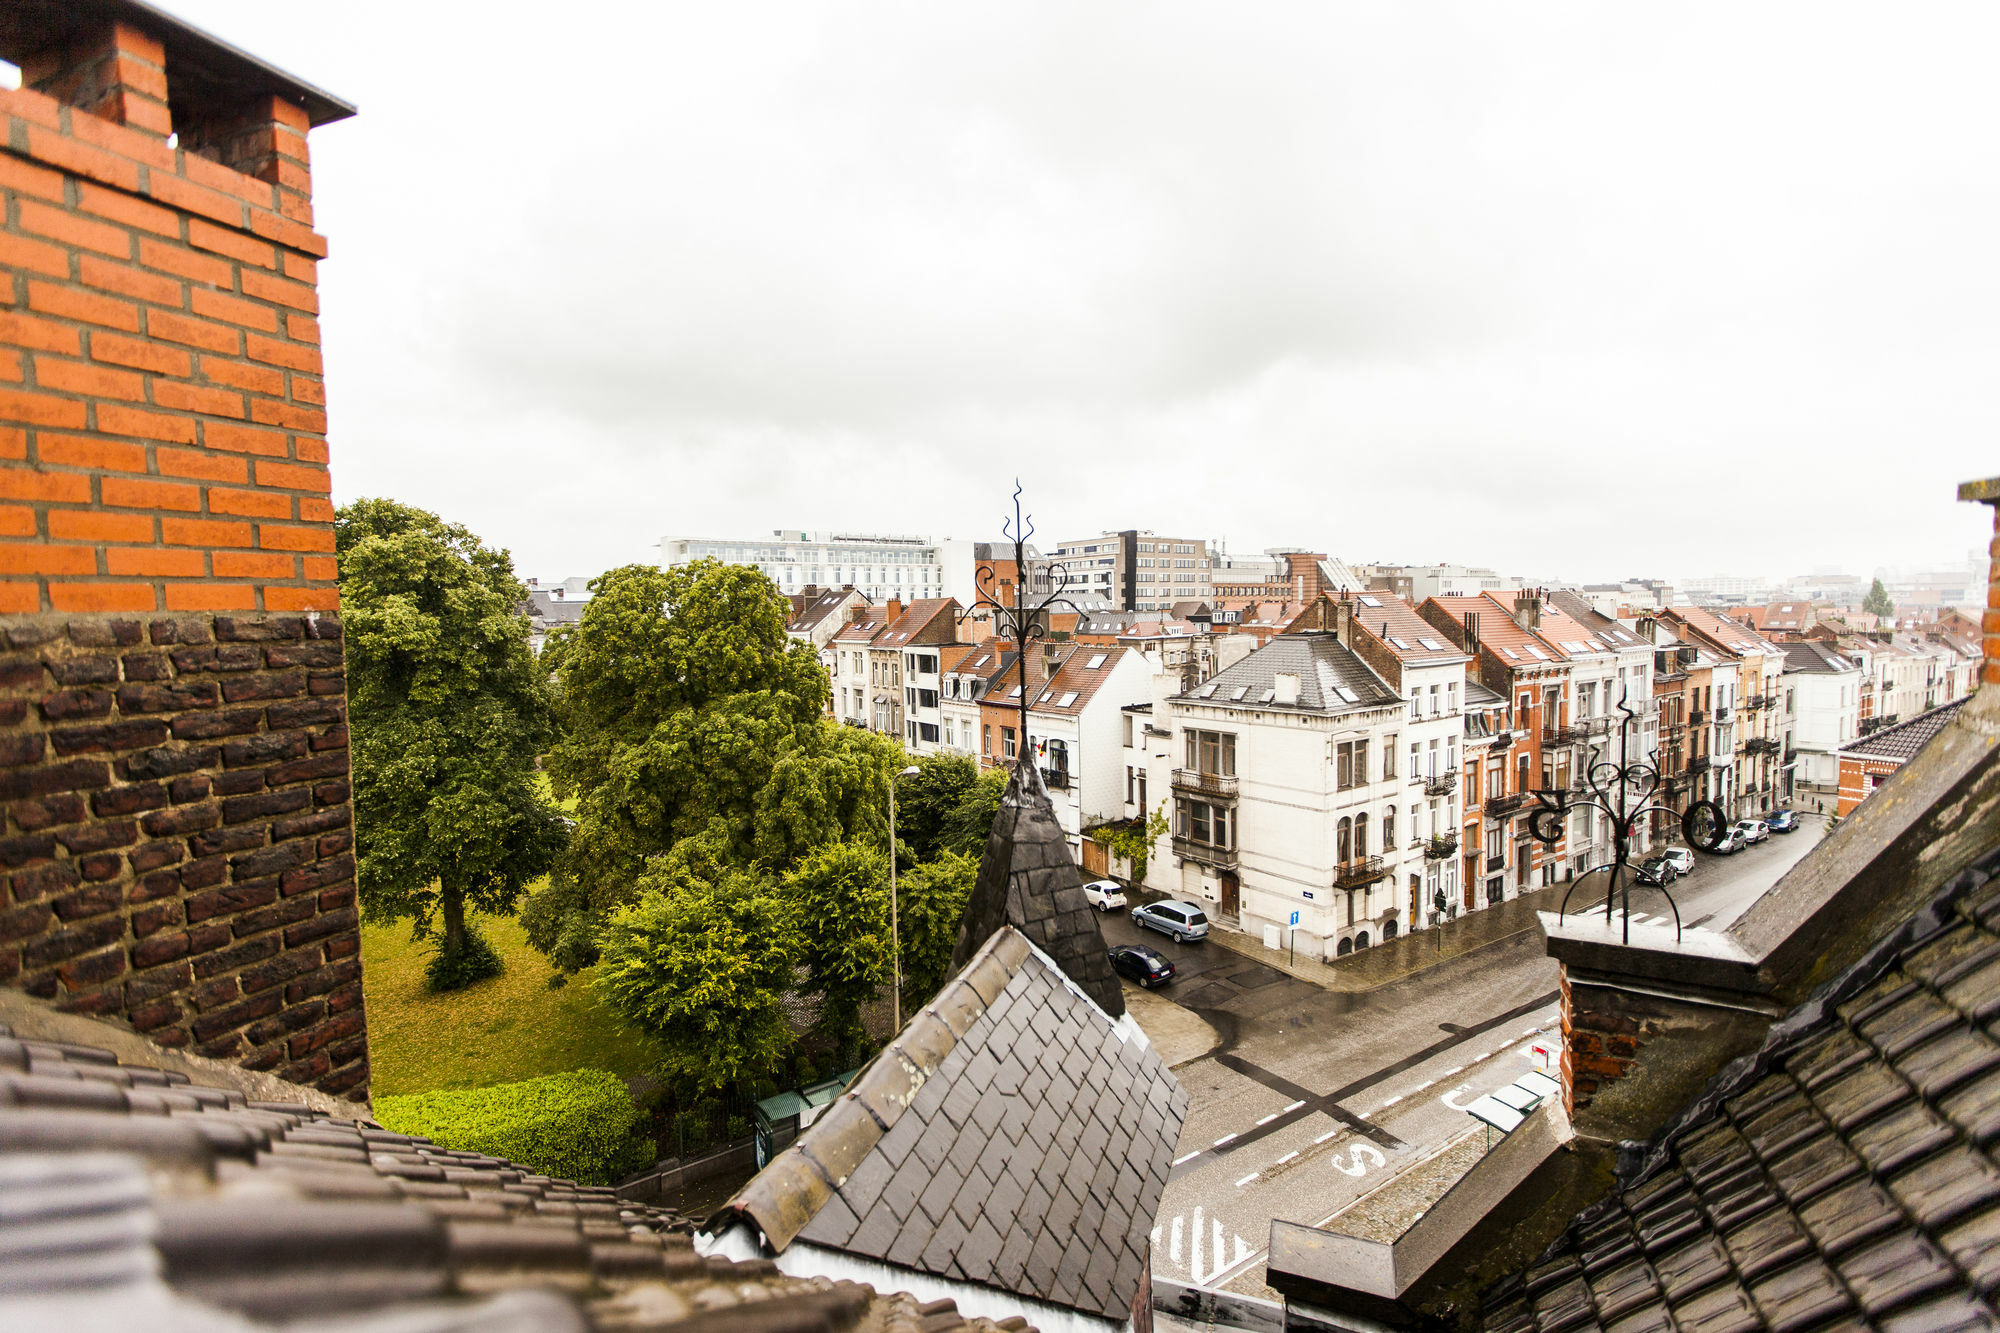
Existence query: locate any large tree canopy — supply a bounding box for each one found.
[525,561,901,973]
[337,498,567,988]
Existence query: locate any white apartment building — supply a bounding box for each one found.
[661,531,971,604]
[1142,633,1420,961]
[1018,647,1153,854]
[1781,641,1862,802]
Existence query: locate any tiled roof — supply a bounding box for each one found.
[1349,592,1468,664]
[1478,846,2000,1332]
[1179,632,1399,712]
[0,1011,1010,1333]
[880,599,957,646]
[789,585,864,634]
[1841,699,1971,763]
[832,607,891,644]
[1784,641,1860,675]
[1423,595,1570,669]
[1669,605,1785,660]
[1544,591,1653,655]
[953,763,1125,1019]
[1030,646,1128,717]
[724,924,1184,1321]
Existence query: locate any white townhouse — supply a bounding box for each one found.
[1145,632,1418,961]
[938,640,1010,758]
[1781,640,1863,806]
[827,604,892,729]
[1018,646,1153,854]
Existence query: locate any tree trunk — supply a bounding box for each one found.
[441,883,466,956]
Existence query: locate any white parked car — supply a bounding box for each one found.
[1082,879,1128,912]
[1731,820,1769,846]
[1661,847,1695,876]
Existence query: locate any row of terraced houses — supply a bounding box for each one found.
[788,569,1980,963]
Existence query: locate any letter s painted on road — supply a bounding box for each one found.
[1329,1143,1387,1177]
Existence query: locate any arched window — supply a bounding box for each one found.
[1355,813,1369,857]
[1384,918,1399,940]
[1336,937,1354,957]
[1356,930,1370,949]
[1384,806,1396,849]
[1337,816,1353,864]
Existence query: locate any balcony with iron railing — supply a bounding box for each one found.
[1423,769,1458,797]
[1542,724,1583,747]
[1578,715,1613,737]
[1745,737,1781,756]
[1333,855,1387,888]
[1485,853,1506,873]
[1425,833,1459,862]
[1042,767,1072,789]
[1689,708,1706,726]
[1688,755,1712,774]
[1171,768,1238,799]
[1745,694,1768,712]
[1714,707,1733,724]
[1173,835,1237,868]
[1486,791,1531,816]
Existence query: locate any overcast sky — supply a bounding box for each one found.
[164,2,1998,588]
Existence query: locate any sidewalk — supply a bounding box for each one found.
[1199,878,1592,993]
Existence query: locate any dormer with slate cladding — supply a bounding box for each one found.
[0,4,365,1099]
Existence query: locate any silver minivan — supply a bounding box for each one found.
[1132,900,1210,942]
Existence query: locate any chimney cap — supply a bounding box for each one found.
[0,0,359,127]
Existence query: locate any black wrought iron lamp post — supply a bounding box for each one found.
[971,482,1084,770]
[1533,686,1732,943]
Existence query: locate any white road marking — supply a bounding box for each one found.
[1355,1110,1370,1119]
[1173,1152,1200,1166]
[1441,1065,1464,1077]
[1413,1079,1434,1091]
[1214,1133,1237,1146]
[1284,1100,1306,1112]
[1381,1094,1403,1106]
[1472,1052,1490,1062]
[1256,1112,1280,1126]
[1190,1208,1202,1281]
[1314,1129,1340,1144]
[1234,1172,1259,1187]
[1440,1083,1476,1110]
[1152,1226,1161,1251]
[1497,1039,1516,1049]
[1170,1215,1182,1263]
[1276,1151,1299,1165]
[1213,1217,1225,1278]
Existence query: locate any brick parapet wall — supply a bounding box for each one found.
[0,611,363,1097]
[0,77,334,617]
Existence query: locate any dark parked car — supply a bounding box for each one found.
[1636,856,1675,887]
[1765,809,1801,833]
[1132,900,1210,942]
[1109,944,1176,988]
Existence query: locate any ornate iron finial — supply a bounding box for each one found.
[1533,683,1730,943]
[973,481,1083,764]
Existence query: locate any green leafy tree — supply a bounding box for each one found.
[594,866,800,1090]
[1088,800,1170,883]
[891,753,980,863]
[527,560,900,973]
[937,766,1011,857]
[895,850,980,1009]
[1863,577,1895,620]
[783,840,891,1047]
[337,498,567,990]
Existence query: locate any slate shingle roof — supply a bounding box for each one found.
[951,761,1124,1018]
[1841,699,1970,763]
[720,926,1186,1322]
[1784,641,1860,675]
[0,1017,1011,1333]
[1478,844,2000,1332]
[1180,631,1399,712]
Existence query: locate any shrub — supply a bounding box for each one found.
[374,1069,651,1185]
[423,922,504,992]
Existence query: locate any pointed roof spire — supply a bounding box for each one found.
[950,761,1125,1018]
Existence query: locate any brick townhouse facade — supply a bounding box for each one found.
[0,8,366,1098]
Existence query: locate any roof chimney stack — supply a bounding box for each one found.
[1464,611,1481,657]
[1513,592,1541,631]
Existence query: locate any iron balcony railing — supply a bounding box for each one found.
[1745,737,1781,756]
[1485,853,1506,873]
[1333,855,1387,888]
[1578,715,1613,737]
[1489,730,1514,750]
[1423,770,1458,797]
[1172,835,1237,868]
[1688,755,1712,773]
[1543,724,1583,746]
[1426,833,1459,861]
[1690,708,1706,725]
[1486,791,1531,816]
[1714,707,1733,724]
[1043,767,1072,789]
[1171,768,1238,799]
[1745,694,1768,711]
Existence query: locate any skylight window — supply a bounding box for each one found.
[1231,685,1250,701]
[1008,686,1021,698]
[1086,654,1107,669]
[1418,637,1444,651]
[1502,647,1520,660]
[1059,692,1078,707]
[1334,685,1360,704]
[1197,682,1219,698]
[1260,689,1276,703]
[1038,691,1053,703]
[1359,595,1382,607]
[1525,646,1549,661]
[1388,636,1411,650]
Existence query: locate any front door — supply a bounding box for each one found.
[1219,871,1240,919]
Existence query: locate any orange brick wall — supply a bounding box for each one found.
[0,29,335,616]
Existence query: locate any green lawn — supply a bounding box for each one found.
[361,910,663,1098]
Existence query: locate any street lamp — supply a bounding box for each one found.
[889,764,920,1032]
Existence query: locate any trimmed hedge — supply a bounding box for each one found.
[374,1069,650,1185]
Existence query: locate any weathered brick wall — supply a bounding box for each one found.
[0,15,362,1097]
[0,611,363,1096]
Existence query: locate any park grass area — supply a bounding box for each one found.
[361,909,663,1098]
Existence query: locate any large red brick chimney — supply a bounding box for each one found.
[0,5,366,1097]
